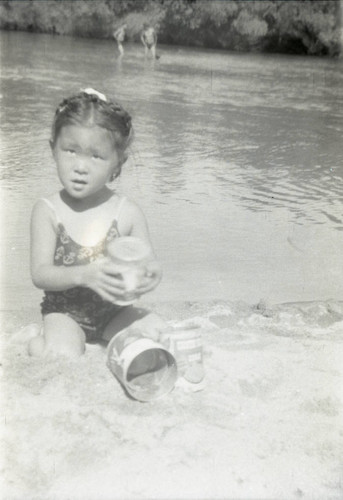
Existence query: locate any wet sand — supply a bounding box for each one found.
[1,299,343,500]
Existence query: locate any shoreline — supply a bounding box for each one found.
[2,296,343,329]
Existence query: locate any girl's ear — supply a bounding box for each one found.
[120,152,128,166]
[109,151,128,182]
[117,153,128,171]
[110,154,127,182]
[110,167,121,182]
[50,140,59,164]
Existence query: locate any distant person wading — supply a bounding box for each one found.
[141,23,157,59]
[113,24,126,56]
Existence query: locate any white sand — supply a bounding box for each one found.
[1,300,343,500]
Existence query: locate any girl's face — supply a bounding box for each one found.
[52,124,121,202]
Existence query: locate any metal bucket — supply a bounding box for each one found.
[107,328,177,402]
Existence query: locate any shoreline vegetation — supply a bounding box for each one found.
[0,0,341,57]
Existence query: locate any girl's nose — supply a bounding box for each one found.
[74,159,88,174]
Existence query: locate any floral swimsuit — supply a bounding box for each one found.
[40,197,127,341]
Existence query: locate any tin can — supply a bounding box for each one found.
[106,237,152,306]
[161,326,205,385]
[107,328,177,401]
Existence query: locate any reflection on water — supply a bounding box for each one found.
[1,31,342,308]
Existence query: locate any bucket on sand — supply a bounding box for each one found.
[107,328,177,402]
[161,326,205,387]
[106,237,152,306]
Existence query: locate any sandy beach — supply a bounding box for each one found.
[1,299,342,500]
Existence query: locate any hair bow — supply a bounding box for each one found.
[82,88,107,102]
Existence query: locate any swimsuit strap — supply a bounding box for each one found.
[115,196,127,222]
[40,198,62,224]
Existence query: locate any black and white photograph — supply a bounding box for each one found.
[1,0,342,498]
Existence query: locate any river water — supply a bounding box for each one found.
[1,31,342,310]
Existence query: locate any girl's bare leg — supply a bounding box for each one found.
[28,313,86,358]
[104,308,171,376]
[28,334,45,356]
[103,307,169,343]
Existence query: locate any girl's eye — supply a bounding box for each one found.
[92,154,103,160]
[66,149,75,154]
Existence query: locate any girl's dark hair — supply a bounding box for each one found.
[51,90,133,153]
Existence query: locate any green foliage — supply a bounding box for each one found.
[0,0,340,56]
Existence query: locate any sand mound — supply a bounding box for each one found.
[1,300,343,499]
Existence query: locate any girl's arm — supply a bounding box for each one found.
[30,200,126,302]
[30,199,78,290]
[118,200,162,293]
[119,199,155,251]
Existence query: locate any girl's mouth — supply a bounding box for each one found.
[71,179,88,191]
[72,179,87,185]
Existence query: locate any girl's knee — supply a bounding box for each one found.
[135,312,168,330]
[28,335,45,357]
[125,312,169,342]
[42,313,86,358]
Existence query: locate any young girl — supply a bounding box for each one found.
[29,88,166,358]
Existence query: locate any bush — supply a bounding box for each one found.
[0,0,340,56]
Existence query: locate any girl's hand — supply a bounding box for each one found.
[82,258,162,303]
[127,313,171,343]
[135,260,162,295]
[81,258,129,303]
